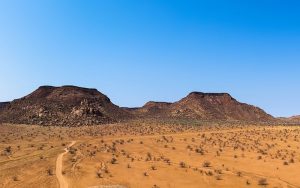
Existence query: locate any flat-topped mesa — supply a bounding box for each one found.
[185,92,234,100]
[0,85,130,126]
[0,86,275,126]
[177,91,273,121]
[133,91,274,121]
[24,85,110,103]
[187,91,232,97]
[179,92,237,105]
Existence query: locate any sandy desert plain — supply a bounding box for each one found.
[1,120,300,188]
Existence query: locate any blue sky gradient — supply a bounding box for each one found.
[0,0,299,117]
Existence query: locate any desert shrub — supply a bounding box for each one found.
[246,180,251,185]
[146,152,152,161]
[237,171,242,177]
[258,178,268,186]
[5,146,12,153]
[202,161,211,167]
[111,157,118,164]
[12,176,20,181]
[195,148,204,155]
[69,147,77,155]
[206,171,213,176]
[96,171,103,178]
[215,169,222,174]
[180,162,187,168]
[47,168,54,176]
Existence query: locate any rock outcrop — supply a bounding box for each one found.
[279,115,300,123]
[0,102,9,110]
[0,86,275,126]
[0,86,130,126]
[132,92,274,121]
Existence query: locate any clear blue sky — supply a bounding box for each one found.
[0,0,299,117]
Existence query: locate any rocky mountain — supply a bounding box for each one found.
[130,101,172,116]
[131,92,274,121]
[291,115,300,121]
[0,86,130,126]
[280,115,300,123]
[0,102,9,110]
[0,102,9,108]
[0,86,274,126]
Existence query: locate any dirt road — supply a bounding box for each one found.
[56,141,76,188]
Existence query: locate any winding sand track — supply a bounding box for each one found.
[56,141,76,188]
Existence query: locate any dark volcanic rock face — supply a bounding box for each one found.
[0,102,9,110]
[0,86,130,126]
[291,115,300,121]
[133,92,274,121]
[281,115,300,123]
[0,86,274,126]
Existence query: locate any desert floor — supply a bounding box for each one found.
[0,122,300,188]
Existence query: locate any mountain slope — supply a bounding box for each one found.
[0,102,9,110]
[0,86,130,126]
[291,115,300,121]
[0,87,274,126]
[280,115,300,123]
[132,92,273,121]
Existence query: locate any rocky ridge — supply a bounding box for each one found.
[0,86,275,126]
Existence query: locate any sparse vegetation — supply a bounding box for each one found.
[47,168,54,176]
[258,178,268,186]
[0,123,299,188]
[202,161,211,168]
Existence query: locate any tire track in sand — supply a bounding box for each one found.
[56,141,76,188]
